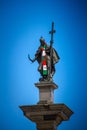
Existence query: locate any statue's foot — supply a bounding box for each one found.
[39,76,53,82]
[39,78,44,82]
[47,77,53,82]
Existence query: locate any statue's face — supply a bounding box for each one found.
[40,41,44,46]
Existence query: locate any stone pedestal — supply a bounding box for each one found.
[35,82,58,104]
[19,81,73,130]
[20,104,73,130]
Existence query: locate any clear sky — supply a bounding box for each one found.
[0,0,87,130]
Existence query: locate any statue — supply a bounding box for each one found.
[28,22,60,82]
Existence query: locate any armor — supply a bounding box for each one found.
[28,37,60,82]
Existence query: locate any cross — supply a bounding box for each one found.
[49,22,56,46]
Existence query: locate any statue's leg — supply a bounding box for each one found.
[38,63,45,81]
[38,63,42,76]
[47,58,52,81]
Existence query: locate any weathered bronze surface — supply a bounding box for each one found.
[28,22,60,82]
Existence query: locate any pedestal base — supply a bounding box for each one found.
[20,104,73,130]
[35,82,58,104]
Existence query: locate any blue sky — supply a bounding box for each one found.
[0,0,87,130]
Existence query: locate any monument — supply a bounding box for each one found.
[19,22,73,130]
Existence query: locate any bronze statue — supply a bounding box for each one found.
[28,22,60,82]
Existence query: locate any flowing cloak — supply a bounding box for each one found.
[52,48,60,64]
[35,46,60,65]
